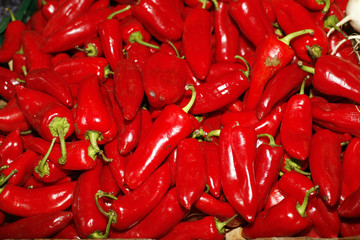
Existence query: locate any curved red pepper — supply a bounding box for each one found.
[32,153,71,183]
[0,181,75,217]
[142,52,187,108]
[138,107,153,145]
[0,9,26,63]
[53,223,81,239]
[41,0,60,20]
[28,10,48,34]
[119,15,152,46]
[117,109,142,155]
[0,129,23,165]
[182,7,212,80]
[255,104,285,143]
[220,110,259,129]
[113,58,144,120]
[264,181,286,209]
[205,62,248,82]
[176,138,207,209]
[295,0,332,11]
[340,218,360,237]
[0,97,31,133]
[0,211,73,238]
[100,164,121,196]
[25,68,74,108]
[342,137,360,194]
[0,66,24,101]
[309,129,342,207]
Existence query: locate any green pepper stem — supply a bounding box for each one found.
[215,214,238,234]
[0,169,18,187]
[234,55,251,78]
[35,138,56,178]
[88,210,117,239]
[166,41,183,59]
[5,8,16,22]
[75,43,98,57]
[284,158,311,176]
[107,5,131,19]
[211,0,219,11]
[206,129,221,140]
[279,29,314,46]
[0,165,9,171]
[257,134,279,147]
[202,0,207,9]
[296,185,319,217]
[129,31,160,50]
[86,131,102,152]
[182,85,197,113]
[99,150,113,163]
[21,65,27,76]
[297,61,315,75]
[299,75,309,95]
[321,0,331,14]
[104,65,113,79]
[57,127,68,165]
[16,78,25,83]
[94,190,118,218]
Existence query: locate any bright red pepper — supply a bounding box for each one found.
[29,10,48,34]
[123,42,153,71]
[11,52,27,75]
[77,37,103,57]
[0,66,23,101]
[117,109,142,155]
[0,129,23,165]
[119,15,153,46]
[340,218,360,237]
[32,153,71,183]
[100,164,121,196]
[138,107,153,145]
[176,138,207,209]
[309,129,342,207]
[41,0,60,20]
[53,223,81,239]
[342,137,360,194]
[0,211,73,238]
[0,96,31,133]
[295,0,332,12]
[0,8,26,63]
[264,181,286,209]
[338,185,360,218]
[220,110,259,129]
[205,62,248,82]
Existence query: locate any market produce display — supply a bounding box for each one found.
[0,0,360,239]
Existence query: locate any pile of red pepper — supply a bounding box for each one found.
[0,0,360,238]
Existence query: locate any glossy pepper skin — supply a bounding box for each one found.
[342,137,360,194]
[309,129,342,207]
[201,140,221,198]
[0,96,31,133]
[219,125,258,223]
[0,8,26,63]
[0,181,75,217]
[176,138,207,209]
[117,110,142,155]
[0,128,24,165]
[0,211,73,239]
[0,67,24,101]
[124,86,196,190]
[338,185,360,218]
[182,7,213,80]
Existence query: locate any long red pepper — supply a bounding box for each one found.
[124,85,196,190]
[0,181,75,217]
[309,129,342,207]
[0,211,73,238]
[53,223,81,239]
[0,8,26,63]
[242,29,314,111]
[176,138,207,209]
[0,129,23,165]
[342,137,360,194]
[117,109,142,155]
[0,96,31,133]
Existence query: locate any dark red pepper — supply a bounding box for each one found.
[342,137,360,194]
[338,185,360,218]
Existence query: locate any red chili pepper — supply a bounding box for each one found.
[218,125,258,223]
[220,110,259,129]
[205,62,248,82]
[0,129,23,165]
[0,8,26,63]
[25,68,74,108]
[309,129,342,207]
[15,86,74,165]
[123,42,153,71]
[264,181,286,209]
[119,15,152,46]
[23,175,71,189]
[41,0,60,20]
[340,218,360,237]
[132,0,184,42]
[28,10,48,33]
[262,0,276,22]
[0,180,75,217]
[176,138,207,209]
[0,211,73,238]
[0,97,31,133]
[88,0,110,11]
[138,107,153,145]
[242,187,316,238]
[117,109,142,155]
[183,0,213,9]
[53,223,81,239]
[182,6,212,80]
[100,164,121,196]
[76,37,104,57]
[103,81,125,134]
[72,160,107,238]
[11,52,27,75]
[109,187,189,239]
[271,0,329,62]
[242,29,314,111]
[0,66,23,101]
[295,0,332,12]
[159,215,238,240]
[113,58,144,120]
[342,137,360,194]
[338,185,360,218]
[21,30,52,71]
[280,77,312,161]
[200,141,221,198]
[32,153,71,183]
[255,134,284,212]
[229,0,274,48]
[142,52,187,108]
[256,62,310,120]
[42,5,131,53]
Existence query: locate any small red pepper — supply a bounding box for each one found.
[0,96,31,133]
[0,66,23,101]
[0,129,23,165]
[264,181,286,209]
[53,223,81,239]
[117,109,142,155]
[41,0,60,20]
[100,164,121,196]
[119,15,153,47]
[295,0,332,12]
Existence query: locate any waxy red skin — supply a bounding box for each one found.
[0,211,73,239]
[309,129,342,207]
[0,181,75,217]
[41,0,60,20]
[338,186,360,218]
[32,155,71,183]
[114,58,144,121]
[0,67,24,101]
[0,129,23,165]
[142,52,187,108]
[0,97,31,133]
[340,218,360,237]
[182,7,212,80]
[53,223,81,239]
[201,141,221,198]
[119,15,152,45]
[28,10,47,34]
[117,109,142,155]
[342,137,360,194]
[25,68,74,108]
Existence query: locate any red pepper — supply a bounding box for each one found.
[100,165,121,196]
[182,6,212,80]
[200,141,221,198]
[29,10,48,34]
[338,185,360,218]
[264,181,286,209]
[342,137,360,194]
[159,215,238,240]
[117,109,142,155]
[242,187,316,238]
[220,110,259,129]
[0,129,23,165]
[25,68,74,108]
[255,134,284,212]
[42,5,131,53]
[113,58,144,120]
[0,8,26,63]
[124,85,196,190]
[32,153,71,183]
[119,15,152,46]
[0,97,31,133]
[218,125,258,223]
[300,55,360,105]
[53,56,110,84]
[109,187,189,239]
[88,0,110,11]
[0,66,23,101]
[182,0,213,9]
[0,211,73,238]
[340,218,360,237]
[0,181,75,217]
[229,0,275,47]
[41,0,60,20]
[142,52,187,108]
[12,52,27,75]
[242,29,313,111]
[176,138,207,209]
[309,129,342,207]
[271,0,329,62]
[256,62,310,120]
[132,0,184,42]
[205,62,248,82]
[72,160,107,238]
[138,107,153,145]
[77,37,103,57]
[295,0,332,12]
[123,42,153,71]
[41,0,95,37]
[53,223,81,239]
[280,77,312,161]
[21,30,52,71]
